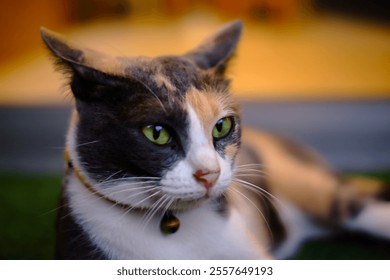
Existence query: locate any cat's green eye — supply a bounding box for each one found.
[212,117,233,139]
[143,125,171,145]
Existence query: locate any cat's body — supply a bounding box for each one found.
[41,21,390,260]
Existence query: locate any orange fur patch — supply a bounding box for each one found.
[83,49,125,76]
[225,144,239,160]
[153,73,176,91]
[186,87,222,133]
[186,87,240,145]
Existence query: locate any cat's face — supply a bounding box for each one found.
[42,21,243,210]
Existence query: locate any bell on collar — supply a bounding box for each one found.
[160,211,180,234]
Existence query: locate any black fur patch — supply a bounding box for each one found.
[56,185,107,259]
[74,72,190,181]
[376,183,390,202]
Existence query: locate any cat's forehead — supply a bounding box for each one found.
[125,56,235,116]
[120,55,202,95]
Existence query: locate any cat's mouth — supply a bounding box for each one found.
[168,198,206,211]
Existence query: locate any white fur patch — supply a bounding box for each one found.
[66,173,265,259]
[272,198,328,259]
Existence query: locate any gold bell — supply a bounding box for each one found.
[160,211,180,234]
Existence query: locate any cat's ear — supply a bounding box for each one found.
[40,27,123,80]
[40,27,133,101]
[185,20,243,74]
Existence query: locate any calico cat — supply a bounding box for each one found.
[41,21,390,259]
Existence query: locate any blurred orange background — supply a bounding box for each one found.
[0,0,389,105]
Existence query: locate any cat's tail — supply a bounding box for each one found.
[271,175,390,259]
[339,175,390,239]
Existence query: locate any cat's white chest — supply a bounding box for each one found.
[67,175,266,259]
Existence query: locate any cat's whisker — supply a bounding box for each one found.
[231,179,277,227]
[234,169,268,178]
[106,186,160,206]
[108,182,159,191]
[232,178,282,207]
[141,195,170,229]
[99,179,160,189]
[75,140,100,147]
[98,176,160,185]
[103,186,160,204]
[229,186,265,218]
[39,203,68,217]
[105,176,161,181]
[141,196,165,227]
[99,180,160,191]
[234,166,267,172]
[234,166,266,170]
[140,81,167,112]
[120,186,160,200]
[234,167,268,174]
[115,191,162,222]
[234,173,266,178]
[164,196,176,213]
[234,171,267,176]
[235,163,267,169]
[228,186,273,241]
[97,170,125,185]
[78,181,159,205]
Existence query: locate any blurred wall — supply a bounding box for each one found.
[313,0,390,22]
[0,0,312,65]
[0,0,389,104]
[1,0,389,66]
[0,0,132,65]
[0,0,69,64]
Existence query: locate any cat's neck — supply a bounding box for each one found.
[64,148,129,208]
[64,147,181,235]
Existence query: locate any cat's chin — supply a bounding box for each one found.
[167,195,220,211]
[158,187,227,211]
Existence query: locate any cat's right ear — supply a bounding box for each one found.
[41,27,80,65]
[41,27,124,80]
[41,27,128,101]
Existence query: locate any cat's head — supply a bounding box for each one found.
[42,21,243,210]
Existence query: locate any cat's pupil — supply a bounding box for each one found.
[216,120,224,132]
[153,126,162,140]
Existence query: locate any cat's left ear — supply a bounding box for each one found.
[185,20,243,74]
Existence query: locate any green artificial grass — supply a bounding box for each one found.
[0,173,61,259]
[0,171,389,259]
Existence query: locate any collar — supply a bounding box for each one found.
[64,148,129,208]
[64,148,180,234]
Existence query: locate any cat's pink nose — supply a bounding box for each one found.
[193,169,220,189]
